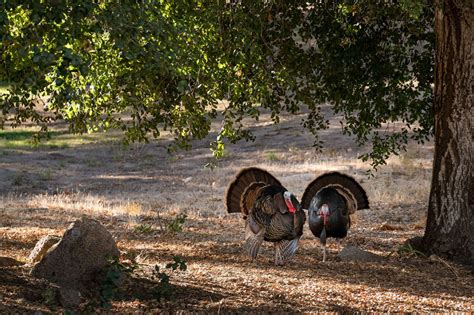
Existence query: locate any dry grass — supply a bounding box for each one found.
[1,108,472,313]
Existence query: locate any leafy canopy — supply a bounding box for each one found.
[0,0,434,168]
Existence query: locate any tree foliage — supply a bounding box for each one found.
[0,0,434,168]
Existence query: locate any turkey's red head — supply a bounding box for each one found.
[283,191,297,214]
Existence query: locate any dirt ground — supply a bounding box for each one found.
[0,106,473,313]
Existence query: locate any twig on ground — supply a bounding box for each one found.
[429,254,460,278]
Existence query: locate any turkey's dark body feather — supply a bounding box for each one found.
[250,185,305,242]
[308,188,349,239]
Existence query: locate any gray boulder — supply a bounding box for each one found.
[31,217,119,291]
[28,235,61,264]
[338,245,385,262]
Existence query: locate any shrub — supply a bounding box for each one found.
[152,256,187,300]
[166,213,187,233]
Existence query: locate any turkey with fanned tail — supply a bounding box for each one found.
[226,167,306,265]
[301,172,369,261]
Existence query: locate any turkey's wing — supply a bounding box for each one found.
[244,216,265,259]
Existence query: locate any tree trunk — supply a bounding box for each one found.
[423,0,474,264]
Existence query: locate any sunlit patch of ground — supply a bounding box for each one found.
[1,108,473,313]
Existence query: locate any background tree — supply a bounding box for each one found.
[423,0,473,264]
[0,0,472,263]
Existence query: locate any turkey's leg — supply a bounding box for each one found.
[274,242,283,266]
[321,243,327,262]
[320,227,327,262]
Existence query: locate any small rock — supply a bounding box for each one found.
[338,246,384,262]
[0,256,23,267]
[28,235,61,263]
[59,287,82,308]
[183,176,192,183]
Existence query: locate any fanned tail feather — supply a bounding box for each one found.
[226,167,282,214]
[301,172,369,212]
[241,182,267,215]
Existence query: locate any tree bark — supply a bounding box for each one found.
[423,0,474,264]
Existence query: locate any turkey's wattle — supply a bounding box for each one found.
[320,204,329,225]
[284,192,297,214]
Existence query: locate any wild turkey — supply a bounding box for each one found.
[301,172,369,261]
[226,167,306,265]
